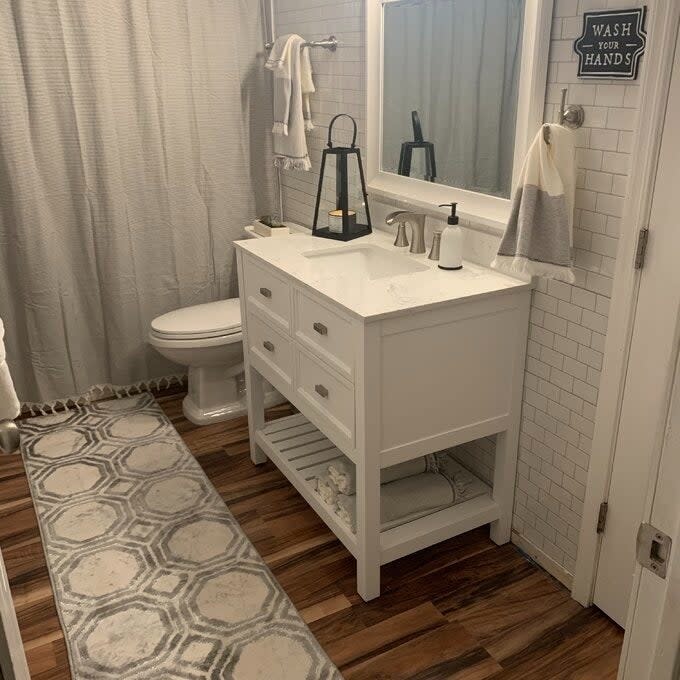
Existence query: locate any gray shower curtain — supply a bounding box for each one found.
[0,0,273,405]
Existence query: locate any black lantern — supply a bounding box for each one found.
[398,111,437,183]
[312,114,372,241]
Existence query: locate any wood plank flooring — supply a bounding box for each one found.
[0,392,623,679]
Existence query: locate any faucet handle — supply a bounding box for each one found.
[393,222,409,248]
[428,230,442,261]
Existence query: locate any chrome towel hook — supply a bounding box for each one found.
[558,87,585,129]
[544,88,585,144]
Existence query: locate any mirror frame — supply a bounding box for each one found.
[367,0,555,232]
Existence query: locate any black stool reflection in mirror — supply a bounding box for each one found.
[398,111,437,183]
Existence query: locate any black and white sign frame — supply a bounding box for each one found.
[574,7,647,80]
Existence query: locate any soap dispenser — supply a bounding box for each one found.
[438,203,463,270]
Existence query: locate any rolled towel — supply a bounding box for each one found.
[315,474,339,506]
[0,318,20,421]
[328,454,438,495]
[335,471,455,533]
[335,494,355,531]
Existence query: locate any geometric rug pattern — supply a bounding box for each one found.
[20,394,341,679]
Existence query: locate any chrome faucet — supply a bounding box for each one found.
[385,211,426,254]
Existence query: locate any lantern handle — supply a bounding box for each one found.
[327,114,358,149]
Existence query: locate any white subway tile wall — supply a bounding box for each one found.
[516,0,642,578]
[274,0,366,228]
[273,0,643,584]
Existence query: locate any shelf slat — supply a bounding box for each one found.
[256,417,358,556]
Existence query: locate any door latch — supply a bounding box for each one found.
[636,523,672,578]
[596,501,608,534]
[634,228,649,269]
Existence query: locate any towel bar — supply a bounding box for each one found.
[265,35,338,51]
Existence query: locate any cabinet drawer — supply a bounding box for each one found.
[296,349,354,445]
[247,313,293,386]
[244,257,291,332]
[295,291,355,380]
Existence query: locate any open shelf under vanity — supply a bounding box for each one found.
[257,413,499,566]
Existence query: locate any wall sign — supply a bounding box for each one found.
[574,7,647,80]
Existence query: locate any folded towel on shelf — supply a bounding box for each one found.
[435,453,479,499]
[491,123,576,282]
[265,34,312,171]
[0,318,20,421]
[335,471,455,533]
[315,473,339,506]
[328,454,438,496]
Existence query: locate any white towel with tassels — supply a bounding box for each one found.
[491,124,576,282]
[0,319,20,421]
[265,34,312,171]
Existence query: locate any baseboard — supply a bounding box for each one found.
[0,549,30,680]
[512,530,575,590]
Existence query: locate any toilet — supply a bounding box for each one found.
[149,300,247,424]
[148,225,304,424]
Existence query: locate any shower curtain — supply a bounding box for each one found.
[0,0,273,406]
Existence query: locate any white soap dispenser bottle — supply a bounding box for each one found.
[438,202,463,270]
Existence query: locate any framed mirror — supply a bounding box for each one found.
[367,0,554,229]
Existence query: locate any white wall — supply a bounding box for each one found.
[273,0,644,586]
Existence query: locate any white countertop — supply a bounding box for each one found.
[235,230,531,321]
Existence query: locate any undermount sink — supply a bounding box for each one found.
[302,244,428,280]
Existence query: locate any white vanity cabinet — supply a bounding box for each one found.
[235,232,531,601]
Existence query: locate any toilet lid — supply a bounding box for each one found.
[151,299,241,339]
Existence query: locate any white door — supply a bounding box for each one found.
[621,345,680,679]
[593,22,680,628]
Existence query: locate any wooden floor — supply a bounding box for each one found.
[0,392,623,679]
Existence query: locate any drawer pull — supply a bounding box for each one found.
[259,287,272,298]
[313,322,328,336]
[315,384,329,398]
[263,340,275,352]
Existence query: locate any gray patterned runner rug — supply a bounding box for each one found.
[20,394,341,680]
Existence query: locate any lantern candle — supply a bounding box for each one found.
[328,209,356,233]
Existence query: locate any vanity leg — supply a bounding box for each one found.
[356,453,381,600]
[490,429,519,544]
[245,365,267,465]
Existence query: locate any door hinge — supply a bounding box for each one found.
[634,228,649,269]
[596,501,608,534]
[636,523,672,579]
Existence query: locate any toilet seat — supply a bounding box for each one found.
[148,329,242,350]
[151,299,242,341]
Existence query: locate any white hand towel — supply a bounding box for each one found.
[491,124,576,282]
[265,34,312,171]
[0,319,20,421]
[327,455,438,496]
